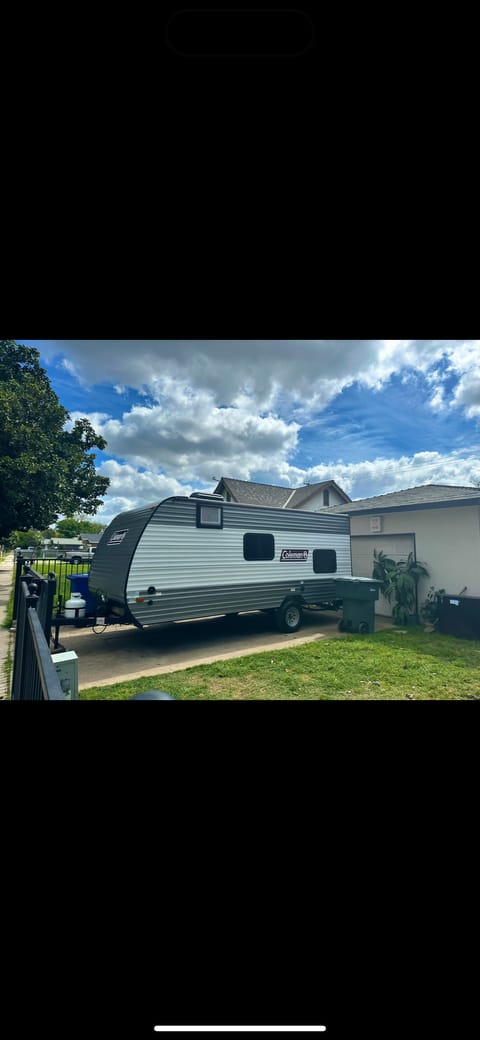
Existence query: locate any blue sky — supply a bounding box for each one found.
[19,339,480,524]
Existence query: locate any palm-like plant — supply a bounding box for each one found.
[372,549,398,602]
[372,549,429,624]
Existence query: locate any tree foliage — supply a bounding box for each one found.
[54,518,83,539]
[0,340,110,538]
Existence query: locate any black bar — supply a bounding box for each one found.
[166,10,315,57]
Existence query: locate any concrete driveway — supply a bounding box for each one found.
[54,608,393,691]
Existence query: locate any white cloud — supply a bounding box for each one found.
[33,339,459,403]
[91,450,480,526]
[92,461,199,523]
[71,391,300,483]
[276,450,480,499]
[31,339,480,521]
[35,339,480,426]
[451,374,480,419]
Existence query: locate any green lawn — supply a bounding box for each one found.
[80,627,480,700]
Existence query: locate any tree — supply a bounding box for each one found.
[73,516,106,533]
[8,529,44,550]
[0,340,110,538]
[54,518,82,539]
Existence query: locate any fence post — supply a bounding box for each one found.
[12,555,24,623]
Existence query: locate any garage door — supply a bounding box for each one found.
[351,534,415,616]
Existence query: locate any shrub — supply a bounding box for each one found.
[420,586,446,627]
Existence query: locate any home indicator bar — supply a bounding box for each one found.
[154,1029,327,1034]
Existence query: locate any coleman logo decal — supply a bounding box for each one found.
[108,529,128,545]
[280,549,309,561]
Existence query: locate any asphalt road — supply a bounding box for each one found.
[54,608,393,690]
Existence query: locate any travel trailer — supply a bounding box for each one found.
[88,492,352,633]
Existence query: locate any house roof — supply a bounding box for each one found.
[214,477,351,508]
[319,484,480,515]
[80,532,103,543]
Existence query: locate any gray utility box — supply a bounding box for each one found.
[334,577,383,634]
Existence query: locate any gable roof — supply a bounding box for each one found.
[214,477,351,508]
[288,480,351,508]
[319,484,480,515]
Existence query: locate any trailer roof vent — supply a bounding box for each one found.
[190,492,225,501]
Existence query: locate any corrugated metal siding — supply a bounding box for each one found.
[129,578,339,626]
[148,499,350,533]
[128,526,351,592]
[223,503,350,533]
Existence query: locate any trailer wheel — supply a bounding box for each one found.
[275,600,302,633]
[358,622,370,634]
[338,619,348,632]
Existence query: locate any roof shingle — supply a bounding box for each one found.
[215,477,350,508]
[319,484,480,514]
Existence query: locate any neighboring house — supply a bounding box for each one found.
[42,538,82,550]
[79,532,103,549]
[320,484,480,617]
[213,477,351,510]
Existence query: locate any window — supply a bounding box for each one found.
[323,489,330,506]
[197,504,223,528]
[243,533,275,561]
[313,549,337,573]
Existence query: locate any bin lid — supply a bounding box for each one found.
[336,576,383,584]
[335,577,383,589]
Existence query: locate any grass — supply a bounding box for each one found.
[80,627,480,700]
[2,585,15,629]
[2,639,13,696]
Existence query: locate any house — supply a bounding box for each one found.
[79,532,103,549]
[213,477,351,510]
[320,484,480,618]
[42,537,82,550]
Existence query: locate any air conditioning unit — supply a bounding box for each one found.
[51,650,79,700]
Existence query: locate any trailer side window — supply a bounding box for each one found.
[313,549,337,573]
[197,504,223,528]
[243,533,275,561]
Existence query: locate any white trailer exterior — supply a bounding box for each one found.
[88,493,352,632]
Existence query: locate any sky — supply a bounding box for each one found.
[19,339,480,526]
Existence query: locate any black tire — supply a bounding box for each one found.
[358,622,370,634]
[338,619,348,632]
[275,601,302,633]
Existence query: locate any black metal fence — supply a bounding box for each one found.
[13,555,92,620]
[11,569,65,700]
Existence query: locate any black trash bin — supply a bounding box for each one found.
[334,577,383,633]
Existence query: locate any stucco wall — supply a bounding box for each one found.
[349,505,480,603]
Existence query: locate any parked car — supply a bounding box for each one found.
[59,547,97,564]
